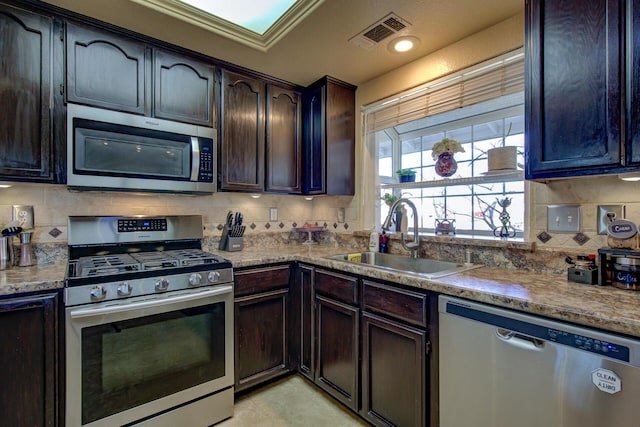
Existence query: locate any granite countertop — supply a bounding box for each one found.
[3,244,640,338]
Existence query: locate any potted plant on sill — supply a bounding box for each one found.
[396,168,417,183]
[381,193,408,232]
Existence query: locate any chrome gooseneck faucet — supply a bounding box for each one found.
[381,198,420,258]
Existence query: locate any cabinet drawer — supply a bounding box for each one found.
[362,280,428,327]
[314,269,358,305]
[234,264,290,297]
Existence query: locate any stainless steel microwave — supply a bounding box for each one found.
[67,104,216,194]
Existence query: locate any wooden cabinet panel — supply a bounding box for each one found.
[219,69,265,191]
[235,289,289,391]
[525,0,622,179]
[315,295,359,411]
[153,49,214,126]
[314,268,358,305]
[234,264,290,297]
[628,0,640,165]
[303,76,356,195]
[363,280,428,328]
[266,84,302,193]
[0,4,56,181]
[66,23,149,115]
[295,264,315,380]
[362,312,426,427]
[0,292,58,427]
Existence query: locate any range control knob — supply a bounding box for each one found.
[155,278,169,291]
[189,273,202,286]
[117,282,132,296]
[90,285,107,300]
[208,271,221,283]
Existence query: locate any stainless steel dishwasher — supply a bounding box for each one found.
[438,295,640,427]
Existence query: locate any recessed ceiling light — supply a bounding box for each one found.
[388,36,420,53]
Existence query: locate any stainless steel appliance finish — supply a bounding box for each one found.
[65,215,234,427]
[67,103,216,194]
[438,295,640,427]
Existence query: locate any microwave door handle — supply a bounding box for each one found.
[190,136,200,181]
[69,285,232,319]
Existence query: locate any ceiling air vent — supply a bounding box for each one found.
[349,13,411,50]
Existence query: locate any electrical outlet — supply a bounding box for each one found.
[12,205,34,229]
[597,205,625,235]
[547,205,581,233]
[269,207,278,222]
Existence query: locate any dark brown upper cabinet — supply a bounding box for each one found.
[0,4,64,183]
[219,68,303,194]
[66,23,214,126]
[219,69,266,192]
[66,23,149,115]
[525,0,625,179]
[153,49,214,127]
[266,84,302,193]
[303,76,356,195]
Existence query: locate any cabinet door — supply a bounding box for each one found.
[235,289,289,391]
[628,0,640,164]
[0,292,58,427]
[303,85,326,194]
[296,264,314,380]
[0,5,54,181]
[153,49,214,126]
[66,23,149,114]
[219,69,265,191]
[266,84,302,193]
[525,0,622,179]
[315,295,359,411]
[362,312,426,427]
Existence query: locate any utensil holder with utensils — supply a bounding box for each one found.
[219,210,245,251]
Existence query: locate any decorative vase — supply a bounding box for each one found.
[435,152,457,177]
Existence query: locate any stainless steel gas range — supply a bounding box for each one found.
[64,215,234,427]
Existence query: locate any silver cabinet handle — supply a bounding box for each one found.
[69,285,232,319]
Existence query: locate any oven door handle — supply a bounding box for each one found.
[69,286,232,319]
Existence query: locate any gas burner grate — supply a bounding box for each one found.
[165,249,223,266]
[129,252,181,270]
[77,254,140,277]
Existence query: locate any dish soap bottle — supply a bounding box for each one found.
[369,229,379,252]
[379,231,389,253]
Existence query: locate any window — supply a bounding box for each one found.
[365,50,525,238]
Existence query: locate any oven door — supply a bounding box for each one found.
[65,285,233,427]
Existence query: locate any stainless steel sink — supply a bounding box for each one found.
[329,252,482,279]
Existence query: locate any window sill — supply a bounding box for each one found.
[378,170,523,190]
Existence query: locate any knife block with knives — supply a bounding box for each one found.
[219,210,245,251]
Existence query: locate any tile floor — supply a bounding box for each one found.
[217,375,369,426]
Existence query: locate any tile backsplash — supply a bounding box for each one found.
[0,183,356,245]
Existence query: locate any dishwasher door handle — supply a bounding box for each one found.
[496,328,545,351]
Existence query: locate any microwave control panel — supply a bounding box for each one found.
[198,139,214,182]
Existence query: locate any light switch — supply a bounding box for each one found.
[547,205,581,233]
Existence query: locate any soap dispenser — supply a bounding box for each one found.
[369,229,379,252]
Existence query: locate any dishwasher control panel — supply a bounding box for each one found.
[547,328,629,361]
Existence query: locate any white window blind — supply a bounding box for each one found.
[365,50,524,134]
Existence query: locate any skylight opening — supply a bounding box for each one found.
[178,0,297,35]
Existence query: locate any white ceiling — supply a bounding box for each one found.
[44,0,523,87]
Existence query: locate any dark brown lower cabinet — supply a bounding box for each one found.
[0,291,59,427]
[315,294,359,411]
[234,264,291,392]
[362,312,426,427]
[296,264,314,380]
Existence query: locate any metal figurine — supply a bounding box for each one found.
[493,197,516,239]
